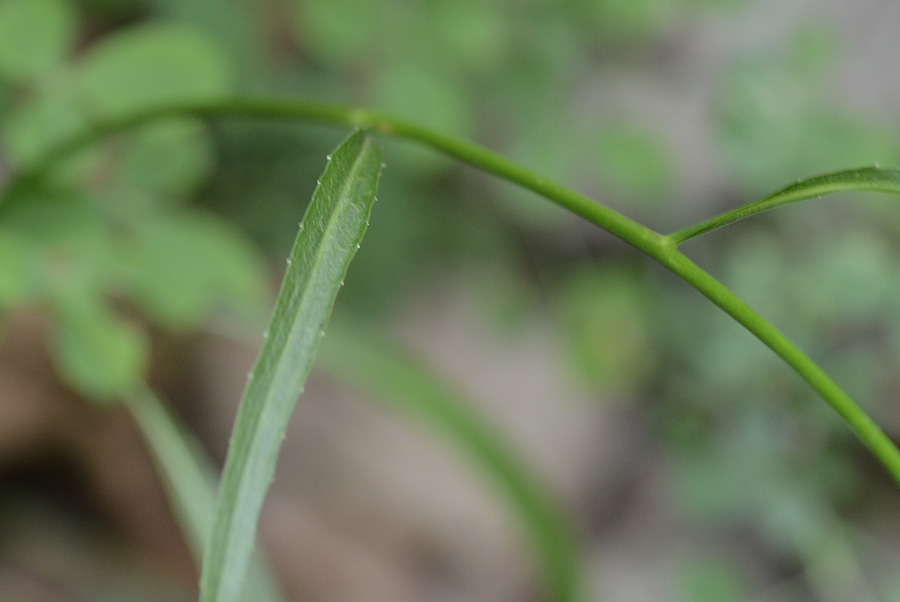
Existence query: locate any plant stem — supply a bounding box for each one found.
[650,249,900,487]
[664,167,900,246]
[5,97,900,487]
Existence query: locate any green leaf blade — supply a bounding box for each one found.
[665,167,900,246]
[199,130,382,602]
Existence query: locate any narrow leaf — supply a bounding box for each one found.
[127,388,217,557]
[126,387,285,602]
[200,130,382,602]
[665,167,900,246]
[318,324,584,602]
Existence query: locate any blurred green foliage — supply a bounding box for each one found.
[0,0,75,82]
[0,0,898,600]
[676,554,748,602]
[0,1,264,402]
[717,24,900,194]
[554,264,659,394]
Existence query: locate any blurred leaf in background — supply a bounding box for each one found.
[52,290,148,401]
[592,121,675,209]
[554,265,660,395]
[120,211,267,330]
[0,0,267,380]
[676,553,748,602]
[0,0,75,83]
[76,23,231,118]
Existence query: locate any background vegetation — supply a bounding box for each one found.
[1,0,900,600]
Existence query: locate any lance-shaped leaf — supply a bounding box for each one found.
[200,130,382,602]
[665,167,900,246]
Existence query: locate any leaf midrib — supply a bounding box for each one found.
[208,134,374,602]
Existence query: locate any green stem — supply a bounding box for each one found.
[651,249,900,487]
[5,98,900,487]
[664,167,900,246]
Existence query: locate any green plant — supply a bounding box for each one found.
[2,2,900,602]
[7,97,900,602]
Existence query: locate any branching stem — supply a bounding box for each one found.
[6,97,900,487]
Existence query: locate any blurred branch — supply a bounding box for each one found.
[318,323,585,602]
